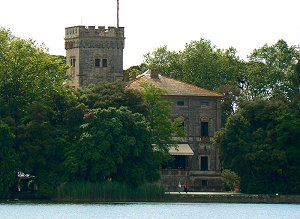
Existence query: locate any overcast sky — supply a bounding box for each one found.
[1,0,300,68]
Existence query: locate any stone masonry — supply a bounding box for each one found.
[65,25,125,87]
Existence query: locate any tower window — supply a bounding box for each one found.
[95,58,100,67]
[102,58,108,67]
[177,101,184,106]
[70,57,76,67]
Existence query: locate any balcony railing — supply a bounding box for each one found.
[200,136,214,143]
[172,136,215,143]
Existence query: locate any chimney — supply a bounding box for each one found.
[150,69,159,79]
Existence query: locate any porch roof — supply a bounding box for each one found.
[169,144,194,156]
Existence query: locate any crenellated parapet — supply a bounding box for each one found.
[65,26,125,50]
[65,25,124,39]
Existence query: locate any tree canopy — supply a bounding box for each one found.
[216,99,300,194]
[2,26,300,196]
[140,83,185,153]
[0,28,83,197]
[65,107,160,186]
[242,39,300,101]
[0,28,69,122]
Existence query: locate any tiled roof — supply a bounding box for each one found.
[127,70,223,97]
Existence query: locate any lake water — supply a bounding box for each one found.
[1,202,299,219]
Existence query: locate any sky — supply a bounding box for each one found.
[1,0,300,69]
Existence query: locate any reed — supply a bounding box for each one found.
[56,181,165,202]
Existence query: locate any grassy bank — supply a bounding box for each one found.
[56,181,166,202]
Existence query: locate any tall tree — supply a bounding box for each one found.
[143,46,182,78]
[140,83,185,153]
[65,107,160,186]
[243,39,300,100]
[180,40,243,90]
[216,99,300,194]
[0,27,80,197]
[0,27,69,121]
[0,121,18,197]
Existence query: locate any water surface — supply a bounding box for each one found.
[1,202,299,219]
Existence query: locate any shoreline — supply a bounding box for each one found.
[2,192,300,204]
[164,192,300,204]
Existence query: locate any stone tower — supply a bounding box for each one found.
[65,25,125,87]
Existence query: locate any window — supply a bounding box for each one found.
[202,180,208,186]
[200,156,208,171]
[102,58,108,67]
[177,101,184,106]
[70,57,76,67]
[95,58,100,67]
[201,122,209,136]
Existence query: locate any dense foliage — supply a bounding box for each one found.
[215,40,300,194]
[0,28,79,197]
[1,26,300,197]
[0,27,182,198]
[216,100,300,194]
[65,107,161,186]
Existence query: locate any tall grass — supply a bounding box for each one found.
[56,181,166,202]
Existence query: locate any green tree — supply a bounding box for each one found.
[244,39,300,100]
[143,46,182,78]
[0,121,18,197]
[16,101,69,197]
[290,60,300,108]
[221,169,240,191]
[0,27,68,121]
[77,81,146,115]
[124,63,148,80]
[0,28,80,197]
[180,40,243,90]
[216,99,300,194]
[140,83,185,154]
[65,107,160,186]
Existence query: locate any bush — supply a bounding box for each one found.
[221,169,240,191]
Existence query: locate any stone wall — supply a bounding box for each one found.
[65,26,125,87]
[165,194,300,204]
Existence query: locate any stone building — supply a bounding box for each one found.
[65,25,125,88]
[64,23,224,191]
[127,70,224,192]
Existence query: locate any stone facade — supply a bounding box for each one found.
[127,70,224,192]
[65,25,125,87]
[161,96,224,192]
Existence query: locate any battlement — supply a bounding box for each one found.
[65,25,125,39]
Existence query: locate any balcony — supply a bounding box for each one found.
[200,136,214,143]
